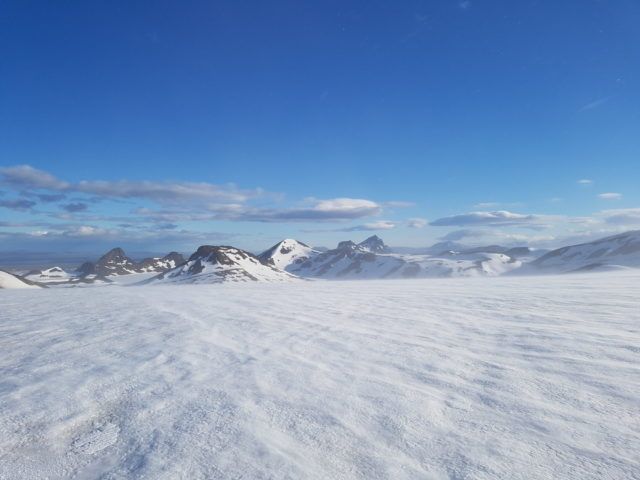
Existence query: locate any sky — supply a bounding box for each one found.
[1,0,639,258]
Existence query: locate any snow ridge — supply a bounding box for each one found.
[531,230,640,273]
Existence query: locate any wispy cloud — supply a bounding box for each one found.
[577,179,593,186]
[34,193,67,202]
[0,165,392,224]
[0,199,37,211]
[338,221,396,232]
[61,202,89,213]
[238,198,382,222]
[0,164,264,205]
[430,210,549,229]
[598,192,622,201]
[598,207,640,225]
[407,218,427,228]
[579,96,611,112]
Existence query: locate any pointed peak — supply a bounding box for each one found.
[337,240,357,250]
[357,235,389,253]
[99,247,128,260]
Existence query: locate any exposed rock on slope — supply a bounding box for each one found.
[77,249,186,278]
[146,246,297,284]
[258,239,320,270]
[24,266,71,284]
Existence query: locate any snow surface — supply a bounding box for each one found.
[1,272,639,479]
[0,270,40,289]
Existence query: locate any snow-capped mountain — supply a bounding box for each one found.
[530,230,640,273]
[0,270,42,289]
[146,246,297,284]
[24,266,71,284]
[77,249,186,278]
[136,252,186,273]
[395,252,521,278]
[77,248,138,277]
[288,240,405,278]
[282,236,522,279]
[357,235,390,253]
[258,239,320,270]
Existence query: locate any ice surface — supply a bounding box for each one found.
[1,272,639,479]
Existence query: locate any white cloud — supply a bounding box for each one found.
[597,208,640,225]
[0,165,69,190]
[0,165,386,223]
[577,179,593,186]
[0,164,262,205]
[335,221,396,232]
[407,218,427,229]
[437,228,558,247]
[598,192,622,201]
[430,210,548,228]
[238,198,382,222]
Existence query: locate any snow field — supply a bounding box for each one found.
[1,272,639,479]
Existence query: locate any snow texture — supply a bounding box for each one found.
[1,272,639,479]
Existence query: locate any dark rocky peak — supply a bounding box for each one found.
[162,252,185,265]
[336,240,357,251]
[98,247,131,264]
[137,252,186,271]
[76,261,96,276]
[357,235,389,253]
[188,245,252,265]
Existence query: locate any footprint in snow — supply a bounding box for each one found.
[72,421,119,455]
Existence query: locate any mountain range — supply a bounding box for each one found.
[2,231,639,288]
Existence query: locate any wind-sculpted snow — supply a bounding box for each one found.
[1,273,639,479]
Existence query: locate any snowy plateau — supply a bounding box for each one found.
[1,271,639,479]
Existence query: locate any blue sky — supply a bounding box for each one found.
[1,1,639,256]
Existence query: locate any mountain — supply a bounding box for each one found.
[530,230,640,273]
[258,239,320,270]
[136,252,186,272]
[288,239,405,279]
[24,266,71,284]
[76,249,186,278]
[283,237,522,279]
[0,270,42,289]
[357,235,390,253]
[95,247,143,276]
[146,246,297,284]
